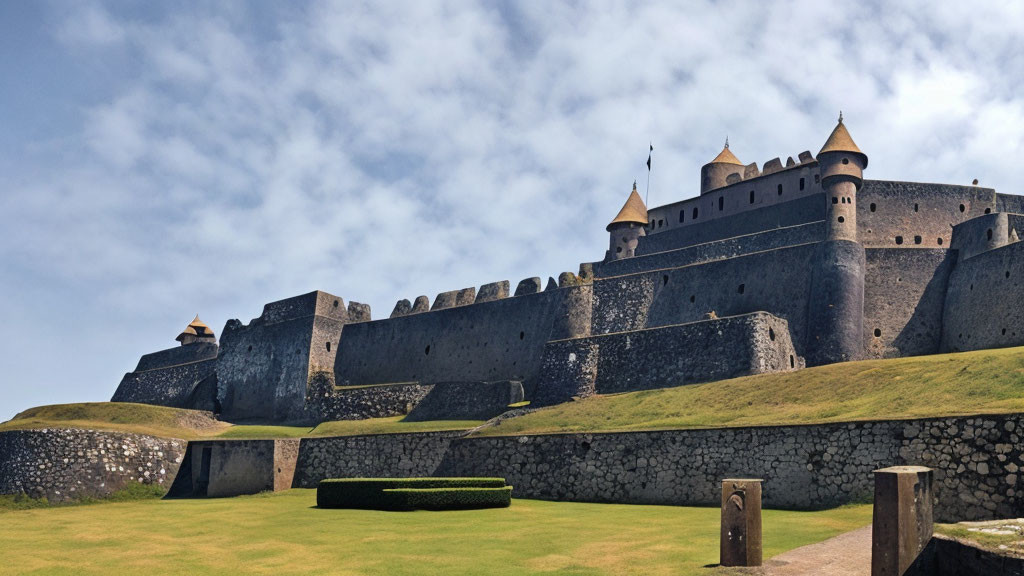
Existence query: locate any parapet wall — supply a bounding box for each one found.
[638,193,825,255]
[942,239,1024,352]
[305,372,433,422]
[862,248,956,359]
[950,212,1010,261]
[533,312,800,404]
[134,342,217,372]
[333,289,562,394]
[858,181,996,249]
[592,243,819,357]
[0,429,185,502]
[594,221,823,279]
[111,359,217,410]
[291,432,463,488]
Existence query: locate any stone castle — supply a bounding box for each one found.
[112,117,1024,424]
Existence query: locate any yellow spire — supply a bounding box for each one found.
[708,138,743,166]
[818,112,868,167]
[606,182,649,231]
[177,315,215,342]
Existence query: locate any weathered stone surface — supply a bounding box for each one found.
[411,295,430,313]
[557,272,579,288]
[476,281,509,303]
[455,287,476,306]
[347,301,371,323]
[872,466,933,576]
[721,478,763,567]
[292,432,463,488]
[166,439,299,498]
[514,277,542,296]
[0,429,185,502]
[390,299,412,318]
[404,381,524,422]
[432,290,458,310]
[306,372,433,421]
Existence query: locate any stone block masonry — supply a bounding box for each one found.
[0,429,185,503]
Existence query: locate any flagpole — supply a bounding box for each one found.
[645,142,653,206]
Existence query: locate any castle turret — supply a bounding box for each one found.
[606,182,648,261]
[700,139,744,194]
[806,115,868,366]
[817,113,868,241]
[176,315,216,346]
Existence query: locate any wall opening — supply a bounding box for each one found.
[738,283,745,294]
[425,345,431,355]
[719,196,724,211]
[789,355,795,368]
[751,190,756,204]
[870,203,876,212]
[616,246,623,253]
[520,331,525,340]
[874,328,881,338]
[985,208,992,214]
[679,210,684,223]
[326,341,331,352]
[988,228,993,240]
[832,196,839,204]
[769,328,775,341]
[814,174,820,184]
[689,295,695,303]
[662,274,669,286]
[838,216,845,223]
[960,204,966,213]
[914,203,918,212]
[842,158,849,165]
[799,178,805,191]
[1006,270,1011,279]
[937,237,943,245]
[692,207,699,219]
[658,219,664,227]
[895,236,903,245]
[914,235,922,245]
[333,300,339,308]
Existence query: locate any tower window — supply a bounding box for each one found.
[838,216,845,223]
[814,174,820,184]
[832,197,839,204]
[692,207,699,219]
[937,237,943,245]
[914,235,922,245]
[985,208,992,214]
[750,190,756,204]
[738,283,745,294]
[895,236,904,245]
[776,184,782,196]
[799,178,805,191]
[658,219,664,228]
[719,196,724,211]
[987,228,993,240]
[326,342,331,352]
[842,158,849,165]
[679,210,684,223]
[914,203,919,212]
[870,203,876,212]
[960,204,966,213]
[874,329,881,338]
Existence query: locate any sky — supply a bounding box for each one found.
[2,0,1024,422]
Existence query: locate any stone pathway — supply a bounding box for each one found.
[762,524,872,575]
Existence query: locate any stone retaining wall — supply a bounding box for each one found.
[0,429,186,502]
[291,432,462,488]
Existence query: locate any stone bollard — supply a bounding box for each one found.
[720,478,763,567]
[871,466,934,576]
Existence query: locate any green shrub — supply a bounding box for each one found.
[383,487,512,511]
[317,477,509,510]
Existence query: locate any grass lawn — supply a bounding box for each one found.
[0,489,871,576]
[477,345,1024,436]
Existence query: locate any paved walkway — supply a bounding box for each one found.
[762,524,872,576]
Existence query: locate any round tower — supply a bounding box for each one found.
[817,113,868,241]
[806,114,868,366]
[700,139,744,194]
[606,182,648,261]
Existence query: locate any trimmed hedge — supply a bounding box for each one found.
[317,477,511,510]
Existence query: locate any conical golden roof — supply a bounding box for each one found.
[177,315,214,341]
[607,183,649,231]
[708,143,743,166]
[818,115,868,167]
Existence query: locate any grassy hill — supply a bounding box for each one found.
[6,346,1024,440]
[0,403,481,440]
[475,345,1024,436]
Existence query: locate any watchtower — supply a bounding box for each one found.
[818,113,868,241]
[606,182,648,261]
[176,315,216,346]
[700,140,744,194]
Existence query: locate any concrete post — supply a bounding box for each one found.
[871,466,934,576]
[720,478,763,567]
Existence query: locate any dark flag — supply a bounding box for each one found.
[647,143,653,171]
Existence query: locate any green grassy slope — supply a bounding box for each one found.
[0,489,871,576]
[476,346,1024,437]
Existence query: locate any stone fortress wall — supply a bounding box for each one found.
[108,118,1024,428]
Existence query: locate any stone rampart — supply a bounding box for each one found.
[594,221,823,279]
[305,372,433,422]
[862,248,955,359]
[592,243,819,357]
[166,439,298,498]
[291,432,463,488]
[404,381,524,422]
[637,193,825,255]
[942,239,1024,352]
[533,312,799,404]
[111,359,217,409]
[0,429,185,502]
[134,342,218,372]
[858,181,996,249]
[333,289,562,394]
[217,290,346,422]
